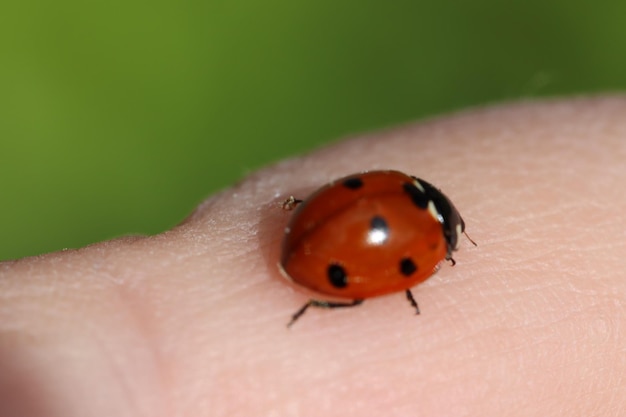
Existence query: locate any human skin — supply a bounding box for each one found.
[1,97,625,417]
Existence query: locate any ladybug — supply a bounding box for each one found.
[280,170,475,327]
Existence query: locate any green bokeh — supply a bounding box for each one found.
[1,0,625,260]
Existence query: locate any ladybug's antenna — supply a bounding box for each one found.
[463,231,478,247]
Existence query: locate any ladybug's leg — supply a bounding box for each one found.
[405,290,420,315]
[282,196,304,211]
[288,299,364,327]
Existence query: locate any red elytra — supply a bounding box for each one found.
[280,170,474,326]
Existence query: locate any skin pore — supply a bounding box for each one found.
[1,96,625,417]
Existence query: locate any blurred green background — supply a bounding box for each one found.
[1,0,625,261]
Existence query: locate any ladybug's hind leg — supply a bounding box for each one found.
[282,196,304,211]
[405,290,421,315]
[287,299,364,328]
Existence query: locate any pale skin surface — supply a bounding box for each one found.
[1,97,626,417]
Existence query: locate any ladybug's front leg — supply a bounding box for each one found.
[287,299,364,328]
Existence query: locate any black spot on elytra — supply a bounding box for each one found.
[370,216,388,233]
[402,182,428,209]
[328,264,348,288]
[399,257,417,277]
[368,215,390,244]
[343,177,364,190]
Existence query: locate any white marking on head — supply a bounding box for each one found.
[455,224,463,249]
[413,178,425,192]
[427,200,442,224]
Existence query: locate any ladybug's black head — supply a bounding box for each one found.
[412,177,465,259]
